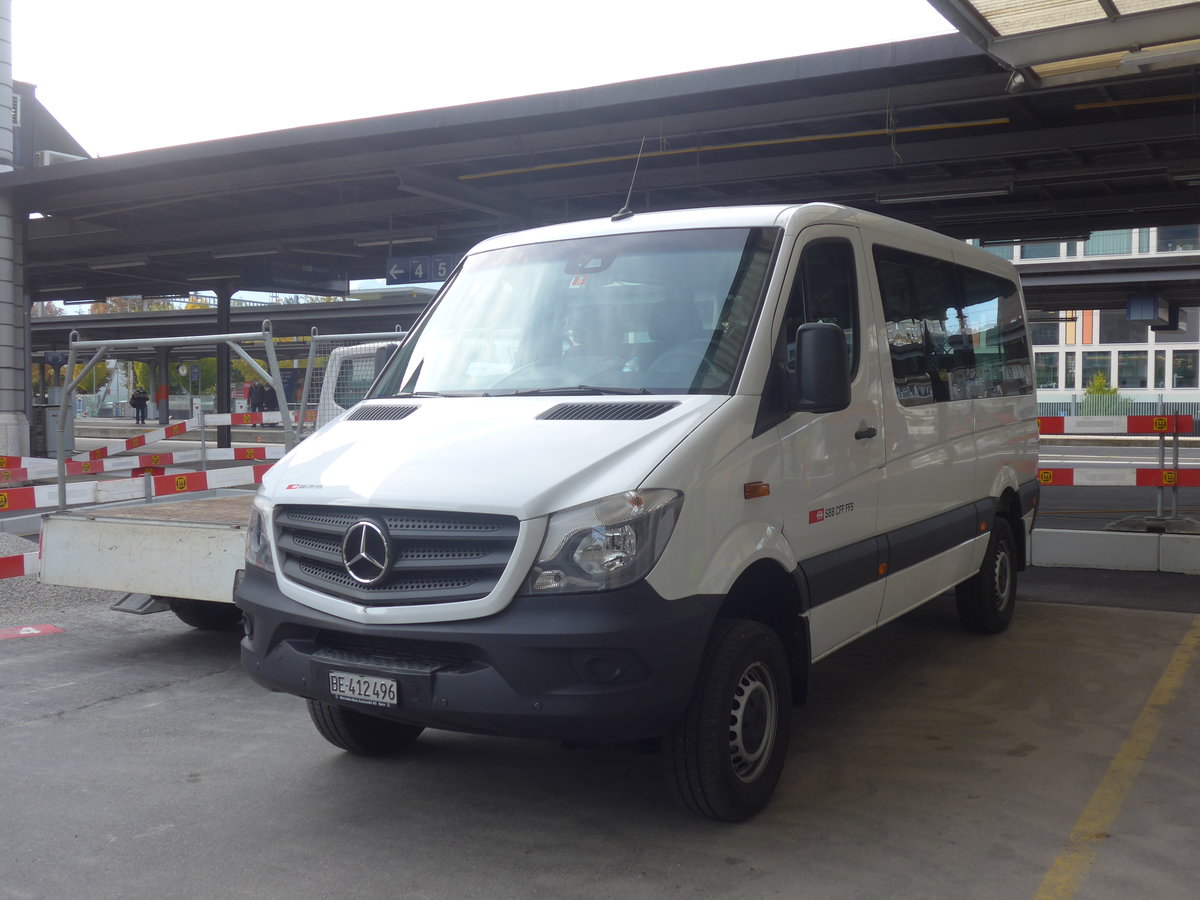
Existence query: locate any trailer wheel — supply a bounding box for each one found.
[955,517,1017,634]
[663,619,791,822]
[165,598,243,631]
[306,700,425,755]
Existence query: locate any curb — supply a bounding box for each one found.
[1032,528,1200,575]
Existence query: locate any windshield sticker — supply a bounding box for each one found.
[810,501,854,524]
[568,275,588,288]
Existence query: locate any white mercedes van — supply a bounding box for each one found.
[236,204,1038,821]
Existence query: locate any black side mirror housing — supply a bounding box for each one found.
[790,322,851,413]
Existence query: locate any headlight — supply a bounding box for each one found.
[245,496,275,573]
[525,490,682,595]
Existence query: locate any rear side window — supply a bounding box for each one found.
[874,245,1032,406]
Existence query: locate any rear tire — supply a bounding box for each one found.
[663,619,792,822]
[956,517,1017,634]
[166,598,243,631]
[306,700,424,755]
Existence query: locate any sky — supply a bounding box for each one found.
[11,0,954,159]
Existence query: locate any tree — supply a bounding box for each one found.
[1079,372,1128,415]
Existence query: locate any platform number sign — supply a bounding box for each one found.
[1038,469,1054,485]
[1153,416,1169,432]
[0,491,7,509]
[387,254,460,284]
[175,475,189,492]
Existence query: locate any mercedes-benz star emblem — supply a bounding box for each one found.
[341,519,392,585]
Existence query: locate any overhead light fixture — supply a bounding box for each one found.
[186,273,240,282]
[353,229,437,248]
[1169,168,1200,186]
[64,298,104,305]
[212,245,282,259]
[87,255,149,270]
[877,186,1013,205]
[40,284,85,292]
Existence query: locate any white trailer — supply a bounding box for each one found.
[39,494,255,629]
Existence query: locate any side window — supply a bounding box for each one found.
[960,266,1033,398]
[874,244,1032,406]
[779,239,859,378]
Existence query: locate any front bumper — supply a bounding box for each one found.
[234,564,721,743]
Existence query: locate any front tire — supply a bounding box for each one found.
[166,598,243,631]
[956,517,1017,634]
[306,700,424,755]
[664,619,792,822]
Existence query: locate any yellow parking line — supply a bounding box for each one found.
[1034,614,1200,900]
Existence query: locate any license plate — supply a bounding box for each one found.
[328,671,398,707]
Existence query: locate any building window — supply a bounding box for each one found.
[1099,308,1147,344]
[1036,352,1059,389]
[1173,350,1198,388]
[1116,351,1147,389]
[1030,322,1059,345]
[1139,229,1151,253]
[1065,353,1077,389]
[1157,225,1199,253]
[1082,351,1111,388]
[1155,350,1167,389]
[982,243,1013,261]
[1152,307,1199,343]
[1020,241,1060,260]
[1084,230,1132,256]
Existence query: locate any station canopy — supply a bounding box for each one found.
[6,12,1200,321]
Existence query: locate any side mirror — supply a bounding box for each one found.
[790,322,851,413]
[373,344,399,377]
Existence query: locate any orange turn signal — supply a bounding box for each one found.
[743,482,771,500]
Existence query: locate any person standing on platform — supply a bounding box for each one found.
[130,385,149,424]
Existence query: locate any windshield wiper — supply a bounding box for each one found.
[508,385,653,396]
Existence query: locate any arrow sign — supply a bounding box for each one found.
[386,257,408,285]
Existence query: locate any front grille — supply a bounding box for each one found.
[276,505,519,606]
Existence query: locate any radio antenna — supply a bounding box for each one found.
[612,137,647,221]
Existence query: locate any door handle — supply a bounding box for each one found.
[855,425,877,440]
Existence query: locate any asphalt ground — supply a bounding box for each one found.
[1,552,1197,900]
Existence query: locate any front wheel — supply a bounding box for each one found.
[166,598,243,631]
[306,700,424,755]
[955,517,1017,634]
[663,619,792,822]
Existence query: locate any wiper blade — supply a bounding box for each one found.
[508,385,652,396]
[393,391,448,398]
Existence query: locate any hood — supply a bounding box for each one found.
[262,395,728,520]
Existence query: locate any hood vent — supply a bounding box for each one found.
[538,401,679,421]
[345,403,419,422]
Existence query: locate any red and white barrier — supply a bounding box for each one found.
[0,551,40,579]
[1037,415,1194,435]
[1036,467,1200,487]
[0,462,273,514]
[2,446,283,484]
[74,412,284,462]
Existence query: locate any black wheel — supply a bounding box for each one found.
[306,699,424,755]
[664,619,792,822]
[956,517,1017,634]
[166,598,243,631]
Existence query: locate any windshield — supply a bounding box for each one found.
[372,227,780,397]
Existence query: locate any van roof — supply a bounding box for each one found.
[468,204,846,254]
